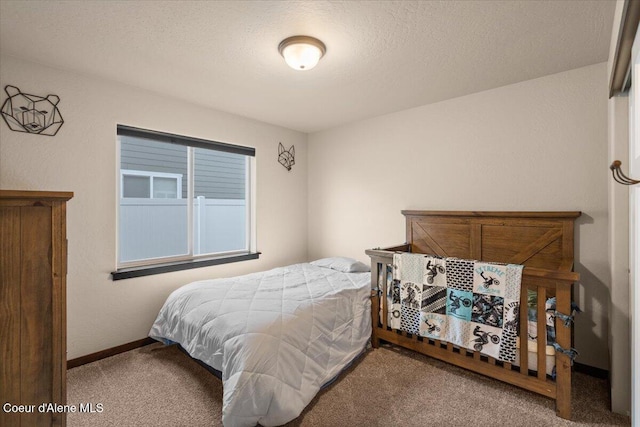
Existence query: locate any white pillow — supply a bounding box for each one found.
[310,257,370,273]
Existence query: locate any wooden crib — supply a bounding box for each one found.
[366,210,581,419]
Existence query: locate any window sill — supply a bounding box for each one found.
[111,252,261,281]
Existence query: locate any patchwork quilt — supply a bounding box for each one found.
[149,263,371,427]
[525,294,556,346]
[389,253,523,362]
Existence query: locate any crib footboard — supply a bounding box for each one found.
[366,248,579,420]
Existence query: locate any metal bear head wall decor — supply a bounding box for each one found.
[278,142,295,171]
[1,85,64,136]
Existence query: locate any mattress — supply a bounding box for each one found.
[513,337,556,376]
[149,262,371,427]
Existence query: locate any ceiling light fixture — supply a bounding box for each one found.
[278,36,326,71]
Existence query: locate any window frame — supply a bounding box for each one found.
[112,125,258,279]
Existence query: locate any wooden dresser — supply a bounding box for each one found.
[1,190,73,427]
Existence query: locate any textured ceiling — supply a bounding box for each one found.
[0,1,615,133]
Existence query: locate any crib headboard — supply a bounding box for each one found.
[402,210,581,271]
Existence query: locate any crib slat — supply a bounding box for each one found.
[519,286,529,375]
[488,356,496,365]
[555,280,573,419]
[537,286,547,380]
[382,263,388,330]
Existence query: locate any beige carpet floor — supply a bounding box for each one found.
[67,342,630,427]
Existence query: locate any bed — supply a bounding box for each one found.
[366,210,580,420]
[149,258,371,427]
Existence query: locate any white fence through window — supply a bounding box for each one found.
[119,197,246,263]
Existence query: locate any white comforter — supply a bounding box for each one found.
[149,263,371,427]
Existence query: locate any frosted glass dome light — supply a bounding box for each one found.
[278,36,326,71]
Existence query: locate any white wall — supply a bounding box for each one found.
[0,54,308,359]
[308,63,610,369]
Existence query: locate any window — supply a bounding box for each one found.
[121,170,182,199]
[114,125,257,278]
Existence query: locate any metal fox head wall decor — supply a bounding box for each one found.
[278,142,295,171]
